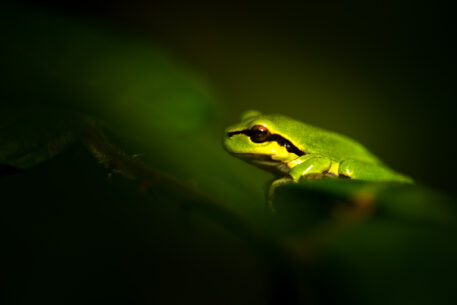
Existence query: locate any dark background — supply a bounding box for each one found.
[3,1,457,305]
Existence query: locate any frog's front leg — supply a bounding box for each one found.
[338,159,413,183]
[288,154,333,181]
[267,177,292,212]
[266,155,332,211]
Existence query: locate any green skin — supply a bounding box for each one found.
[224,111,413,185]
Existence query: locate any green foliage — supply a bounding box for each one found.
[1,2,215,138]
[271,180,457,305]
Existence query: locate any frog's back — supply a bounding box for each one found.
[267,114,381,164]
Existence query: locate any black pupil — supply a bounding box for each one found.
[254,129,265,137]
[251,126,268,142]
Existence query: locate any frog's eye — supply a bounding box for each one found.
[250,125,270,143]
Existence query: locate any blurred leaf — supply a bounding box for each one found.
[311,216,457,305]
[1,3,215,138]
[272,179,457,305]
[272,179,456,229]
[0,2,218,174]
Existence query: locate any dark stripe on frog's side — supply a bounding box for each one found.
[227,130,305,156]
[322,170,338,177]
[338,173,351,179]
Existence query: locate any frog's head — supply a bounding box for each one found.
[223,110,305,174]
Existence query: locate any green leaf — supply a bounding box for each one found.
[1,3,215,138]
[272,179,457,305]
[273,179,456,227]
[0,3,216,170]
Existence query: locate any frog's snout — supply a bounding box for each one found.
[226,130,245,138]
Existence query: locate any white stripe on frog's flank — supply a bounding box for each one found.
[304,164,313,174]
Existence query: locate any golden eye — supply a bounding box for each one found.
[250,125,270,143]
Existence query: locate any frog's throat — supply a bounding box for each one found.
[232,153,291,175]
[227,130,305,156]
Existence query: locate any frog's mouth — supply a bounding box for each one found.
[231,153,279,163]
[232,153,290,174]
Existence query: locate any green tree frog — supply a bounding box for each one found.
[224,111,412,186]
